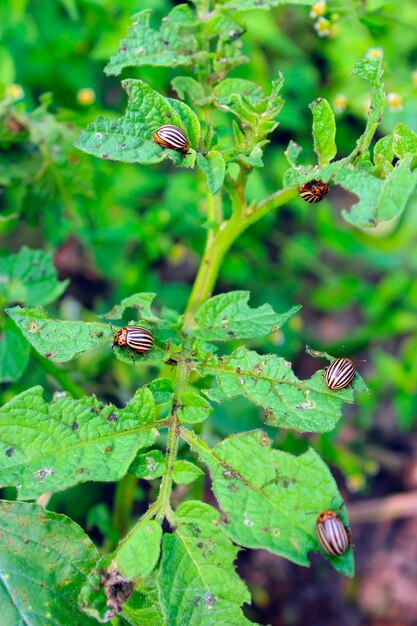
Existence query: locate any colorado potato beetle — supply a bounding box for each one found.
[324,357,355,390]
[112,325,154,357]
[316,510,351,556]
[299,180,329,203]
[153,124,189,155]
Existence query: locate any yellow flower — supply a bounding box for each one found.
[77,87,96,106]
[367,47,383,59]
[387,92,403,111]
[5,84,24,101]
[412,70,417,87]
[333,93,347,113]
[314,17,330,38]
[310,1,326,18]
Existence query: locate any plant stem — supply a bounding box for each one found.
[31,349,85,398]
[184,185,298,326]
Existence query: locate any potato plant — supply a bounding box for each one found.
[1,1,417,624]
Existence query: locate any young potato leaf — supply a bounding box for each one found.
[0,247,68,307]
[105,6,198,76]
[0,386,159,499]
[351,56,385,156]
[284,140,302,167]
[196,151,226,195]
[187,430,353,576]
[76,80,199,168]
[6,305,112,362]
[158,501,255,625]
[194,291,300,341]
[0,316,30,383]
[0,500,99,626]
[197,346,360,433]
[178,389,213,424]
[393,123,417,159]
[333,159,417,227]
[309,98,336,166]
[172,459,204,484]
[102,292,161,323]
[171,77,209,106]
[79,517,162,622]
[129,449,166,480]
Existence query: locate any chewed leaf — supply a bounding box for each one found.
[194,291,300,341]
[6,305,112,362]
[190,430,354,576]
[0,501,99,626]
[105,6,198,76]
[159,501,255,625]
[102,292,160,322]
[197,346,362,432]
[0,386,159,499]
[334,160,417,227]
[76,80,199,168]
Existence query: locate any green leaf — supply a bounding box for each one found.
[105,6,198,76]
[194,290,300,341]
[102,292,160,323]
[393,123,417,159]
[146,378,174,404]
[172,459,204,484]
[158,501,255,625]
[196,151,226,195]
[284,140,303,167]
[217,0,315,10]
[351,56,385,155]
[198,346,360,433]
[178,389,213,424]
[129,449,166,479]
[0,316,30,383]
[76,80,199,168]
[0,500,99,626]
[333,160,417,227]
[0,247,68,307]
[6,305,112,362]
[171,77,209,106]
[309,98,336,166]
[0,386,159,499]
[192,430,353,576]
[374,134,393,162]
[79,516,163,621]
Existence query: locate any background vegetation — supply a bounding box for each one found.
[1,1,417,624]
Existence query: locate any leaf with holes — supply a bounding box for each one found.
[105,6,199,76]
[197,346,361,432]
[194,291,300,341]
[0,386,159,499]
[189,430,353,576]
[6,305,112,362]
[0,500,99,626]
[76,80,199,168]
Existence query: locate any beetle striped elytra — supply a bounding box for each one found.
[324,357,356,390]
[316,510,351,556]
[153,124,189,155]
[299,179,329,203]
[112,325,154,360]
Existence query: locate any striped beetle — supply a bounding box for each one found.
[112,325,154,361]
[299,180,329,203]
[153,124,189,155]
[324,357,356,390]
[316,510,351,557]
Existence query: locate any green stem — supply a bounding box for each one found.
[31,349,85,398]
[184,185,298,326]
